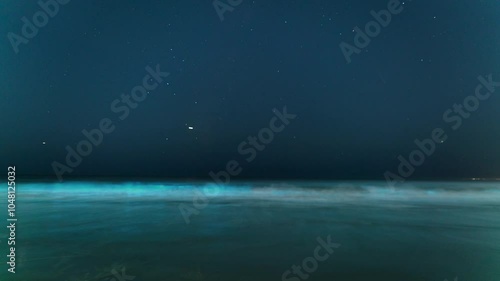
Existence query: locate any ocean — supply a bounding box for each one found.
[1,180,499,281]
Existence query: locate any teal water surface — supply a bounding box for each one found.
[1,180,499,281]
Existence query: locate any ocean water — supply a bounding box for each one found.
[1,180,499,281]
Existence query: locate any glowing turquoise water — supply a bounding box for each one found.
[1,181,499,280]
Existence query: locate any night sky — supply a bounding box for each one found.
[1,0,500,180]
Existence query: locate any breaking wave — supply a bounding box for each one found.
[15,180,500,205]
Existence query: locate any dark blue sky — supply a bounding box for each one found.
[1,0,500,180]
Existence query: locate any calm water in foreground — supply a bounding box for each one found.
[1,180,499,281]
